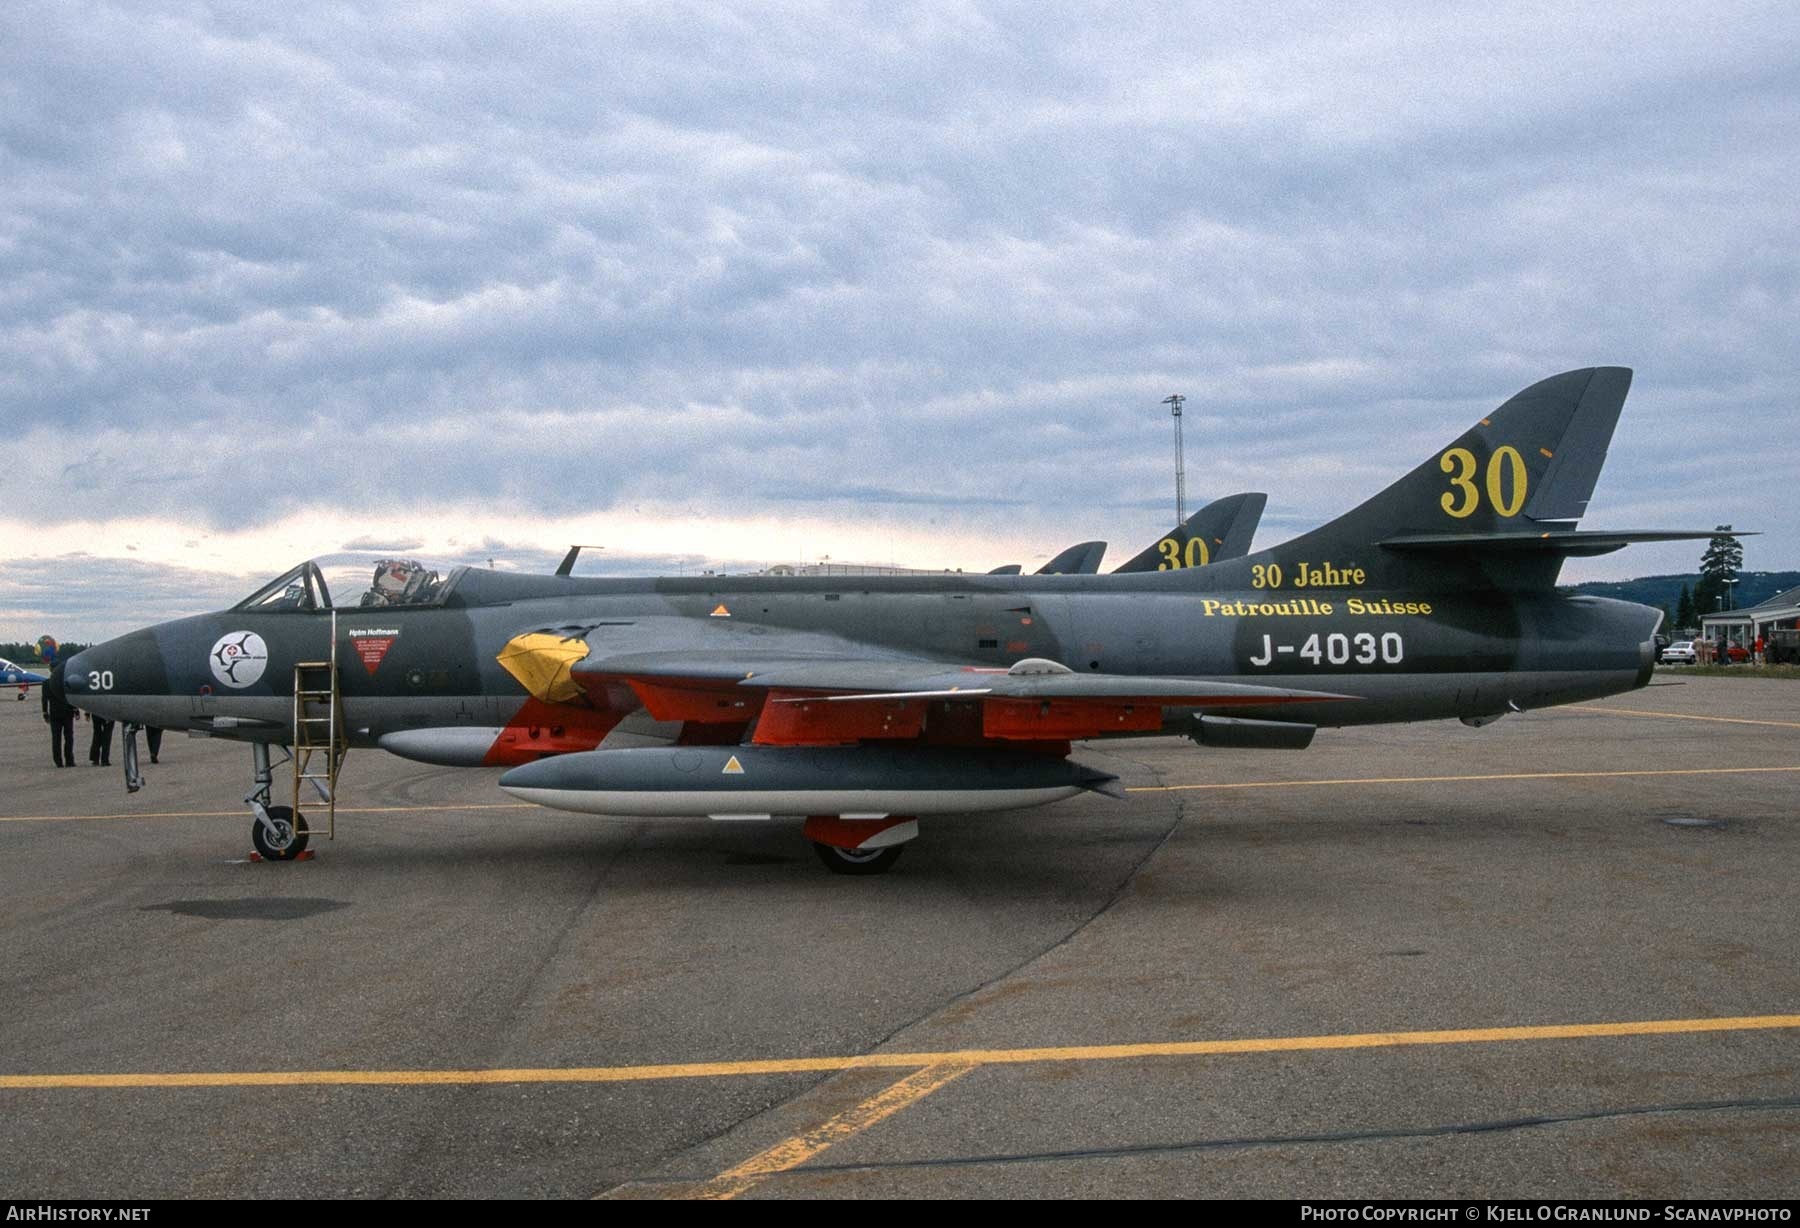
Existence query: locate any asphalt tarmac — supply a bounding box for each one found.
[2,674,1797,1199]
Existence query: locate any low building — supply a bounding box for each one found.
[1700,584,1800,663]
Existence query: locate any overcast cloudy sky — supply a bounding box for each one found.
[2,1,1795,640]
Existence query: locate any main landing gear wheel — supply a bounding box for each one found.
[811,840,904,876]
[252,806,310,861]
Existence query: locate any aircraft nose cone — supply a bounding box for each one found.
[62,650,91,694]
[59,630,170,721]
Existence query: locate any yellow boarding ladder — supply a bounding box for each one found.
[291,612,347,840]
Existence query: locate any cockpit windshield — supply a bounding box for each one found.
[234,561,333,612]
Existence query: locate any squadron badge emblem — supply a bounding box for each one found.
[208,631,268,688]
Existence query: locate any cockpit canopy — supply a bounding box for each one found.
[233,560,466,613]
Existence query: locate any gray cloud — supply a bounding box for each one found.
[0,555,253,635]
[340,536,425,552]
[2,1,1796,637]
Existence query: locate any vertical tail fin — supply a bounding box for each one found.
[1260,367,1634,589]
[1037,541,1108,575]
[1114,492,1268,573]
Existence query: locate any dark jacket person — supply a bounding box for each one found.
[89,712,114,766]
[41,663,75,768]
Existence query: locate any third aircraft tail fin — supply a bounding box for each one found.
[1037,541,1108,575]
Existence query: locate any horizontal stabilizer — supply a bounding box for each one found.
[1380,529,1751,559]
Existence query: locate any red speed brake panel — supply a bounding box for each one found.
[751,692,928,746]
[482,698,625,766]
[625,679,765,724]
[981,698,1163,740]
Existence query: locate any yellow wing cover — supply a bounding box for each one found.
[497,633,591,705]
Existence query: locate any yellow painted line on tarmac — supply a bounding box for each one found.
[1574,706,1800,730]
[5,1013,1797,1091]
[0,803,539,824]
[681,1061,977,1200]
[1127,764,1800,794]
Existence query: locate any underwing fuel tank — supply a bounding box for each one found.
[498,745,1121,819]
[378,728,508,766]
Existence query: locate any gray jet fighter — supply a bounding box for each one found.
[67,368,1717,873]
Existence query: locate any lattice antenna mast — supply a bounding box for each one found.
[1162,394,1187,523]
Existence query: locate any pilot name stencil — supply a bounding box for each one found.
[347,627,400,674]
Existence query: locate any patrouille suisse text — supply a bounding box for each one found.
[1200,598,1434,617]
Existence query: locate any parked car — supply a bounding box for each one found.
[1660,640,1697,664]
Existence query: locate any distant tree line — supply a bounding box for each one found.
[0,641,91,664]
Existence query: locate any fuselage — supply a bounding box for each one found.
[64,563,1661,750]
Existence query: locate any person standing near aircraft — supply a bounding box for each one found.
[146,726,164,764]
[88,711,114,766]
[41,663,75,768]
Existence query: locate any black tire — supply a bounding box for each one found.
[251,806,310,861]
[810,840,903,876]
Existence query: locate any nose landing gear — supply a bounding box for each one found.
[247,742,310,861]
[251,805,310,861]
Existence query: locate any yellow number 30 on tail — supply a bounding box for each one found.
[1439,446,1527,519]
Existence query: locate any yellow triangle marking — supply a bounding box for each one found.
[722,755,745,775]
[711,604,731,618]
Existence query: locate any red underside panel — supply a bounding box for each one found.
[752,692,929,746]
[482,698,626,766]
[982,698,1164,741]
[626,679,765,724]
[676,722,750,746]
[803,815,916,850]
[570,675,642,712]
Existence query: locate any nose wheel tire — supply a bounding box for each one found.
[252,806,310,861]
[810,840,903,876]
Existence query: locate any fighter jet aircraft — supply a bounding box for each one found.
[2,657,48,700]
[66,368,1718,873]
